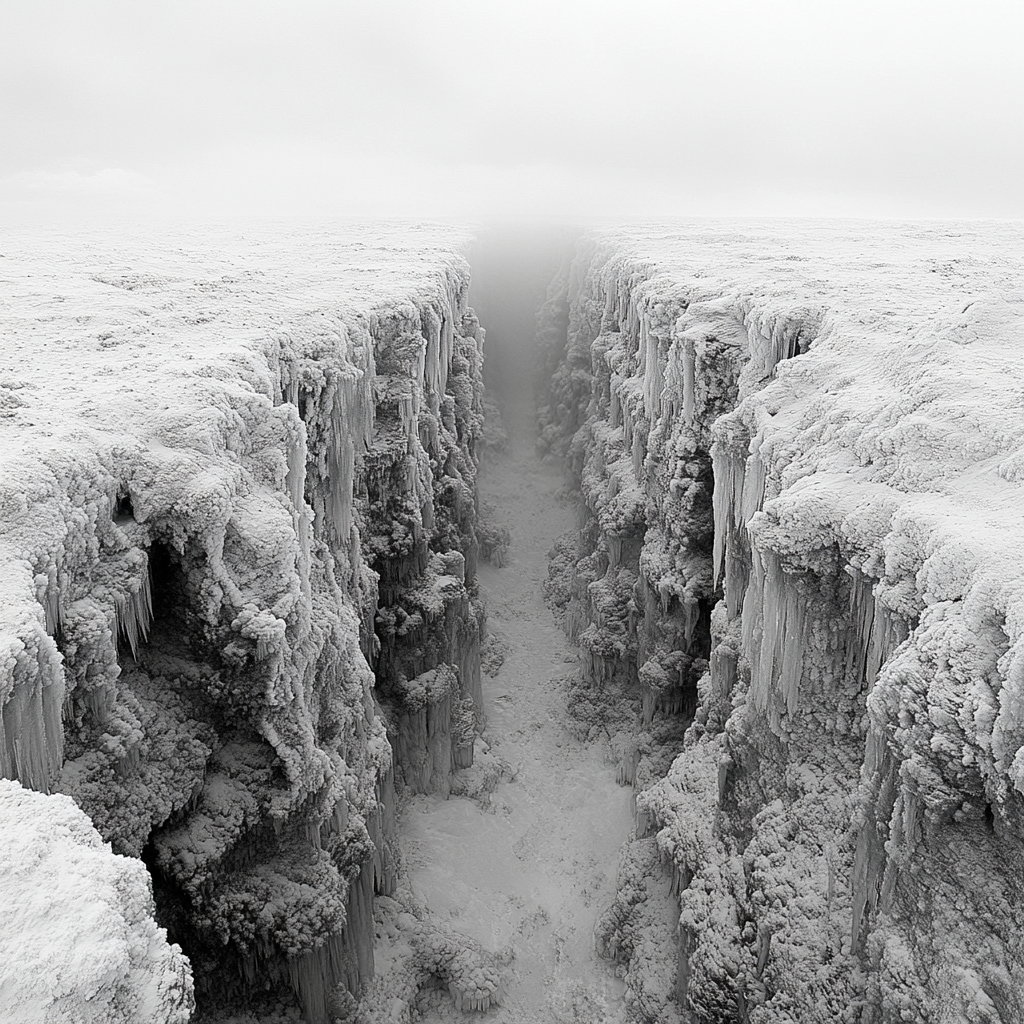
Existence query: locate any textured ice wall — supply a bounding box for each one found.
[366,292,486,801]
[0,224,482,1023]
[542,221,1024,1022]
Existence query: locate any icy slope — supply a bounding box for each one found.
[541,220,1024,1022]
[0,223,484,1022]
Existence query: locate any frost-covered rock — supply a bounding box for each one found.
[545,221,1024,1021]
[0,778,193,1023]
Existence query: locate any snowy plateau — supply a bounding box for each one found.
[1,220,1023,1024]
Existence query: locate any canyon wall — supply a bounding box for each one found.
[0,224,485,1022]
[541,222,1024,1023]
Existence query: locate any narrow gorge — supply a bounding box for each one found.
[2,221,1023,1024]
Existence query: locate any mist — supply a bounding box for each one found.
[3,0,1022,225]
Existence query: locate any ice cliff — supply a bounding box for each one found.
[541,221,1024,1022]
[0,224,485,1022]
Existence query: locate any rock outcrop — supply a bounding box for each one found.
[0,224,484,1022]
[542,222,1024,1022]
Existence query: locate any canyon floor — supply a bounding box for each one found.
[369,398,635,1023]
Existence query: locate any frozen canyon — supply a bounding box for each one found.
[1,220,1023,1024]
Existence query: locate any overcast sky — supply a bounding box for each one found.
[2,0,1022,224]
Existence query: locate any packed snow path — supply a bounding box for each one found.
[397,396,633,1023]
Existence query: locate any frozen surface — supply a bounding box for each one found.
[5,216,1024,1022]
[540,219,1024,1021]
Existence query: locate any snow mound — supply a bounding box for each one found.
[0,778,193,1023]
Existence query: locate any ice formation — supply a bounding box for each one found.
[0,224,486,1022]
[541,221,1024,1021]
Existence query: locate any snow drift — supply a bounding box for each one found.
[0,778,193,1023]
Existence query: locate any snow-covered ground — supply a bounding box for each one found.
[364,391,636,1023]
[0,779,194,1023]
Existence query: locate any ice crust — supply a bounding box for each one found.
[541,220,1024,1021]
[0,223,485,1022]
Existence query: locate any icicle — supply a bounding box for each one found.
[761,552,805,716]
[718,756,730,805]
[740,450,766,527]
[682,599,699,646]
[779,606,804,716]
[710,645,737,702]
[371,764,398,896]
[327,366,373,543]
[633,796,653,836]
[845,566,876,687]
[39,569,62,638]
[114,567,153,661]
[285,409,310,574]
[0,627,64,793]
[608,536,622,569]
[322,796,349,840]
[711,446,746,589]
[641,684,656,726]
[682,336,696,426]
[400,396,416,443]
[423,307,442,399]
[742,549,766,703]
[656,578,671,617]
[744,549,804,718]
[287,929,347,1023]
[440,312,454,394]
[640,316,664,421]
[624,744,641,787]
[344,860,375,991]
[286,429,306,513]
[333,437,355,538]
[867,601,908,688]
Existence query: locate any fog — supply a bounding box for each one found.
[2,0,1022,224]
